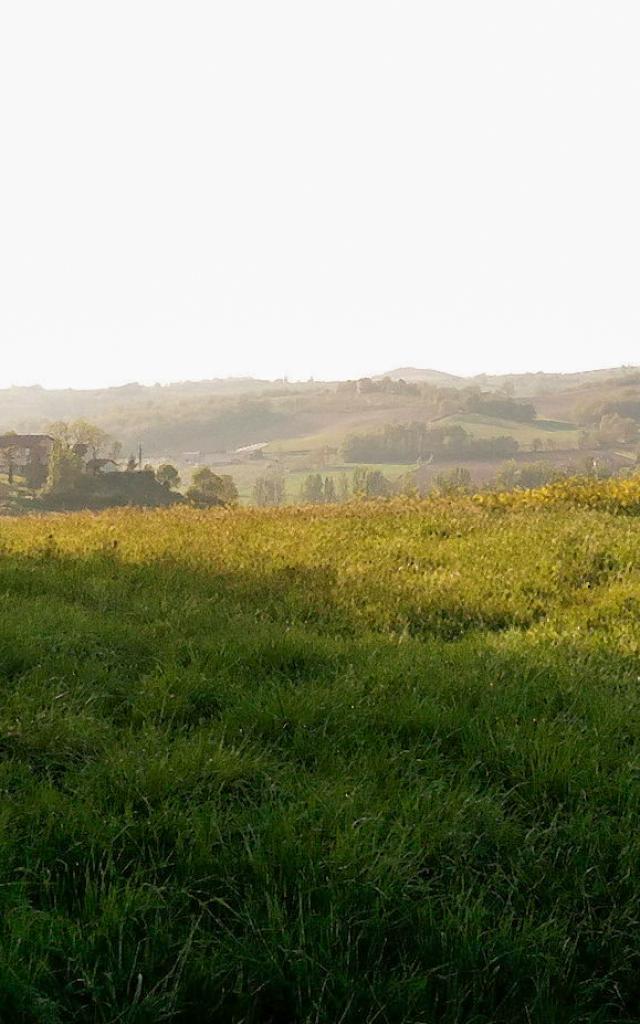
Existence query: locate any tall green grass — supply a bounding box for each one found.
[0,500,639,1021]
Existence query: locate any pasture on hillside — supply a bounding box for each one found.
[0,490,640,1022]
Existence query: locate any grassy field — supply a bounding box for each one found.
[265,412,582,458]
[443,413,582,448]
[207,462,415,504]
[1,490,640,1021]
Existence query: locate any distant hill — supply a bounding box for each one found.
[1,364,640,464]
[378,367,466,386]
[381,365,640,397]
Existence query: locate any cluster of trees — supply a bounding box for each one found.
[493,460,569,491]
[430,467,473,495]
[48,419,122,460]
[491,456,639,491]
[575,397,640,426]
[298,469,396,503]
[336,377,420,396]
[352,468,393,498]
[299,474,339,504]
[250,468,400,507]
[252,472,286,507]
[578,413,638,448]
[464,393,536,421]
[342,422,520,464]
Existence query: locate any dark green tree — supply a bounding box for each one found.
[156,463,181,489]
[187,467,238,507]
[300,474,324,504]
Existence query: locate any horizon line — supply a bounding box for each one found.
[1,362,639,394]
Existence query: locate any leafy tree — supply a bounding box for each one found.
[45,442,85,495]
[396,474,419,498]
[126,455,138,472]
[49,420,112,458]
[252,472,285,507]
[432,467,472,496]
[364,470,392,498]
[598,413,638,444]
[352,467,392,499]
[300,474,324,504]
[187,467,238,507]
[323,476,337,504]
[337,474,350,502]
[495,460,564,491]
[351,467,368,497]
[70,419,111,457]
[47,421,73,445]
[156,463,181,489]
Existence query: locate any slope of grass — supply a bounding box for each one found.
[443,413,581,447]
[0,496,640,1021]
[268,413,582,463]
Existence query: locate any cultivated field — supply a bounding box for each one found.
[1,487,640,1021]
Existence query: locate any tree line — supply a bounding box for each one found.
[342,421,520,464]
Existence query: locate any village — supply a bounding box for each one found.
[0,428,250,511]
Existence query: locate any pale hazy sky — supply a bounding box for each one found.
[1,1,639,389]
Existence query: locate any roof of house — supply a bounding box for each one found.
[235,442,270,454]
[86,458,119,469]
[0,433,54,447]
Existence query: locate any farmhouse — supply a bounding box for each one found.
[0,434,55,482]
[86,457,120,475]
[0,434,124,486]
[235,442,269,460]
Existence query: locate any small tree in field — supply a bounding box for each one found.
[432,467,472,496]
[157,464,181,490]
[187,467,238,507]
[351,467,368,498]
[323,476,337,504]
[252,472,285,507]
[364,470,392,498]
[300,474,324,504]
[337,474,350,502]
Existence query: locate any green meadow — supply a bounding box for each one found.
[0,496,639,1022]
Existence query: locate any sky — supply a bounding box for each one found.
[1,1,639,390]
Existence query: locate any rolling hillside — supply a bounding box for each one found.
[1,366,639,476]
